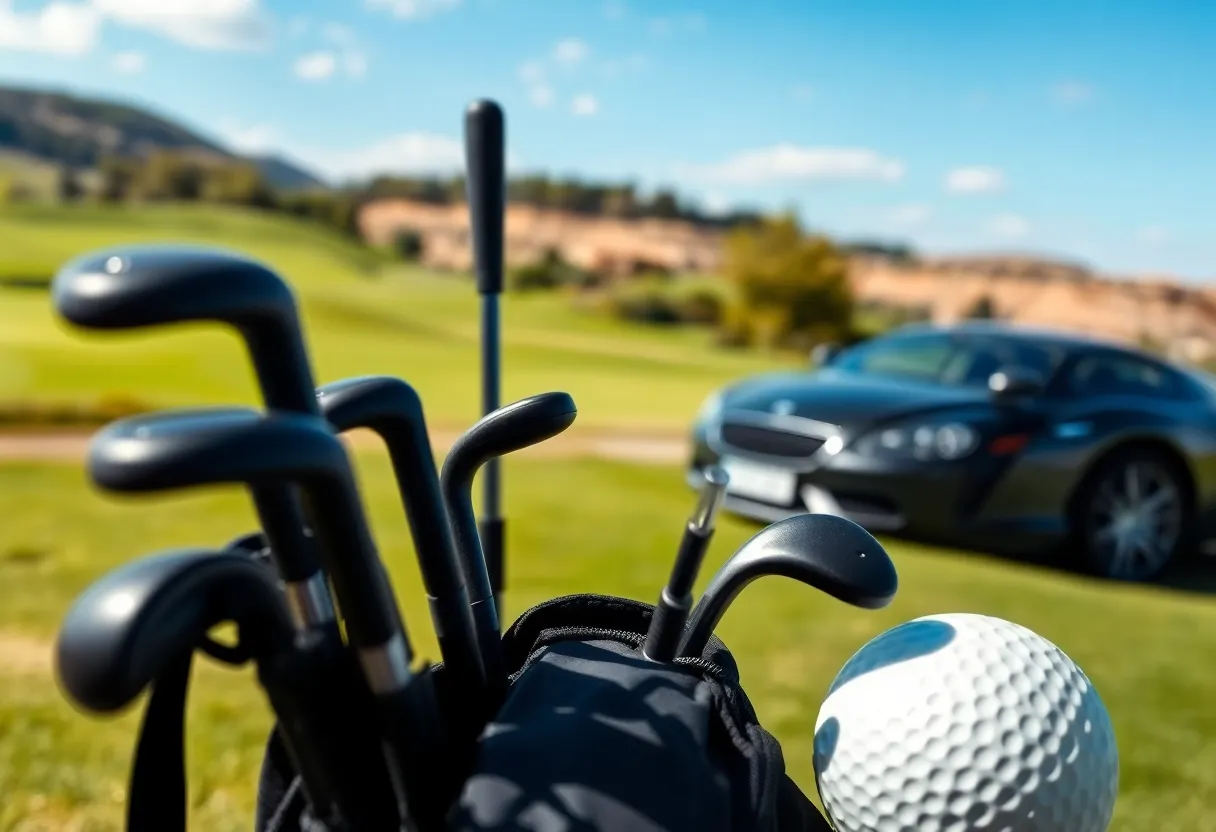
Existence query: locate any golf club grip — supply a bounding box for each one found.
[465,100,505,296]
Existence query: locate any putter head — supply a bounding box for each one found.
[444,392,577,481]
[88,407,346,493]
[55,549,290,714]
[727,513,898,609]
[52,244,296,332]
[317,375,424,433]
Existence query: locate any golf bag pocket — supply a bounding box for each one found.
[449,593,831,832]
[255,593,831,831]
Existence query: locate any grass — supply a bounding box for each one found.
[0,203,796,432]
[1,454,1214,831]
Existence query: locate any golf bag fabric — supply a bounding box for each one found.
[254,593,831,832]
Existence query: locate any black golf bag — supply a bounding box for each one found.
[246,593,831,832]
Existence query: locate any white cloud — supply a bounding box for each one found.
[91,0,272,50]
[945,166,1006,194]
[110,49,145,73]
[552,37,588,65]
[0,1,100,56]
[987,213,1030,238]
[295,51,337,80]
[529,84,554,108]
[702,192,730,216]
[889,203,932,226]
[1051,80,1094,106]
[571,94,599,116]
[299,132,466,182]
[366,0,461,20]
[1137,225,1170,246]
[518,60,545,83]
[217,118,280,155]
[684,144,904,185]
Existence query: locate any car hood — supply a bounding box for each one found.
[721,369,991,432]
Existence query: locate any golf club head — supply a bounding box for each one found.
[444,392,577,482]
[52,244,317,414]
[317,375,489,699]
[679,513,898,658]
[56,549,291,714]
[441,391,577,603]
[88,407,407,665]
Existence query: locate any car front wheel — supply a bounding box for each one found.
[1074,448,1191,582]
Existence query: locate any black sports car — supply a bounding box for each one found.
[687,320,1216,582]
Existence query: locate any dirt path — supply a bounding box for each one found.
[0,428,687,464]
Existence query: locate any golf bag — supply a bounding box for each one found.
[252,593,832,832]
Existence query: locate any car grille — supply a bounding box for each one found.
[719,423,826,458]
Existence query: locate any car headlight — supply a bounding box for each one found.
[696,390,725,424]
[859,421,980,461]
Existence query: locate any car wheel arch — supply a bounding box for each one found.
[1066,435,1197,522]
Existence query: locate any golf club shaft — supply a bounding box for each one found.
[642,467,729,662]
[481,292,503,615]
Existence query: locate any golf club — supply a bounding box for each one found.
[317,375,487,709]
[465,99,507,617]
[88,407,451,828]
[52,246,335,632]
[55,548,400,830]
[641,465,730,663]
[678,513,899,658]
[440,391,577,699]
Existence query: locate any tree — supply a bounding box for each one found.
[965,294,998,319]
[721,214,853,350]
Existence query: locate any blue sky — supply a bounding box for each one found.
[1,0,1212,279]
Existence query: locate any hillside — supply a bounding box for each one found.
[0,85,325,191]
[361,197,1216,363]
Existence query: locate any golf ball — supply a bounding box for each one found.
[812,613,1118,832]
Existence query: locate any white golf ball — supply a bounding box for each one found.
[813,613,1118,832]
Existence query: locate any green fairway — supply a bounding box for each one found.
[0,455,1213,831]
[0,204,794,432]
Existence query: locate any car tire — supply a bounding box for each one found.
[1070,447,1193,582]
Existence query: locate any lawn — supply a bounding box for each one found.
[1,454,1214,831]
[0,203,795,433]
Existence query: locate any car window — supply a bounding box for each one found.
[832,333,953,381]
[939,338,1061,388]
[833,331,1063,389]
[1067,354,1180,399]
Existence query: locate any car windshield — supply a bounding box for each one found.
[831,332,1064,388]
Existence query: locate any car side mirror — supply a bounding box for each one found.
[811,342,841,367]
[988,368,1044,404]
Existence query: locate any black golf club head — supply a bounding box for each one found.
[88,407,406,674]
[440,392,577,692]
[318,376,487,699]
[52,245,319,413]
[56,548,291,715]
[52,244,333,629]
[88,406,449,819]
[678,513,898,658]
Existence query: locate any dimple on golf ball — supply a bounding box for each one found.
[813,613,1118,832]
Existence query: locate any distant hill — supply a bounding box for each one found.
[0,85,326,191]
